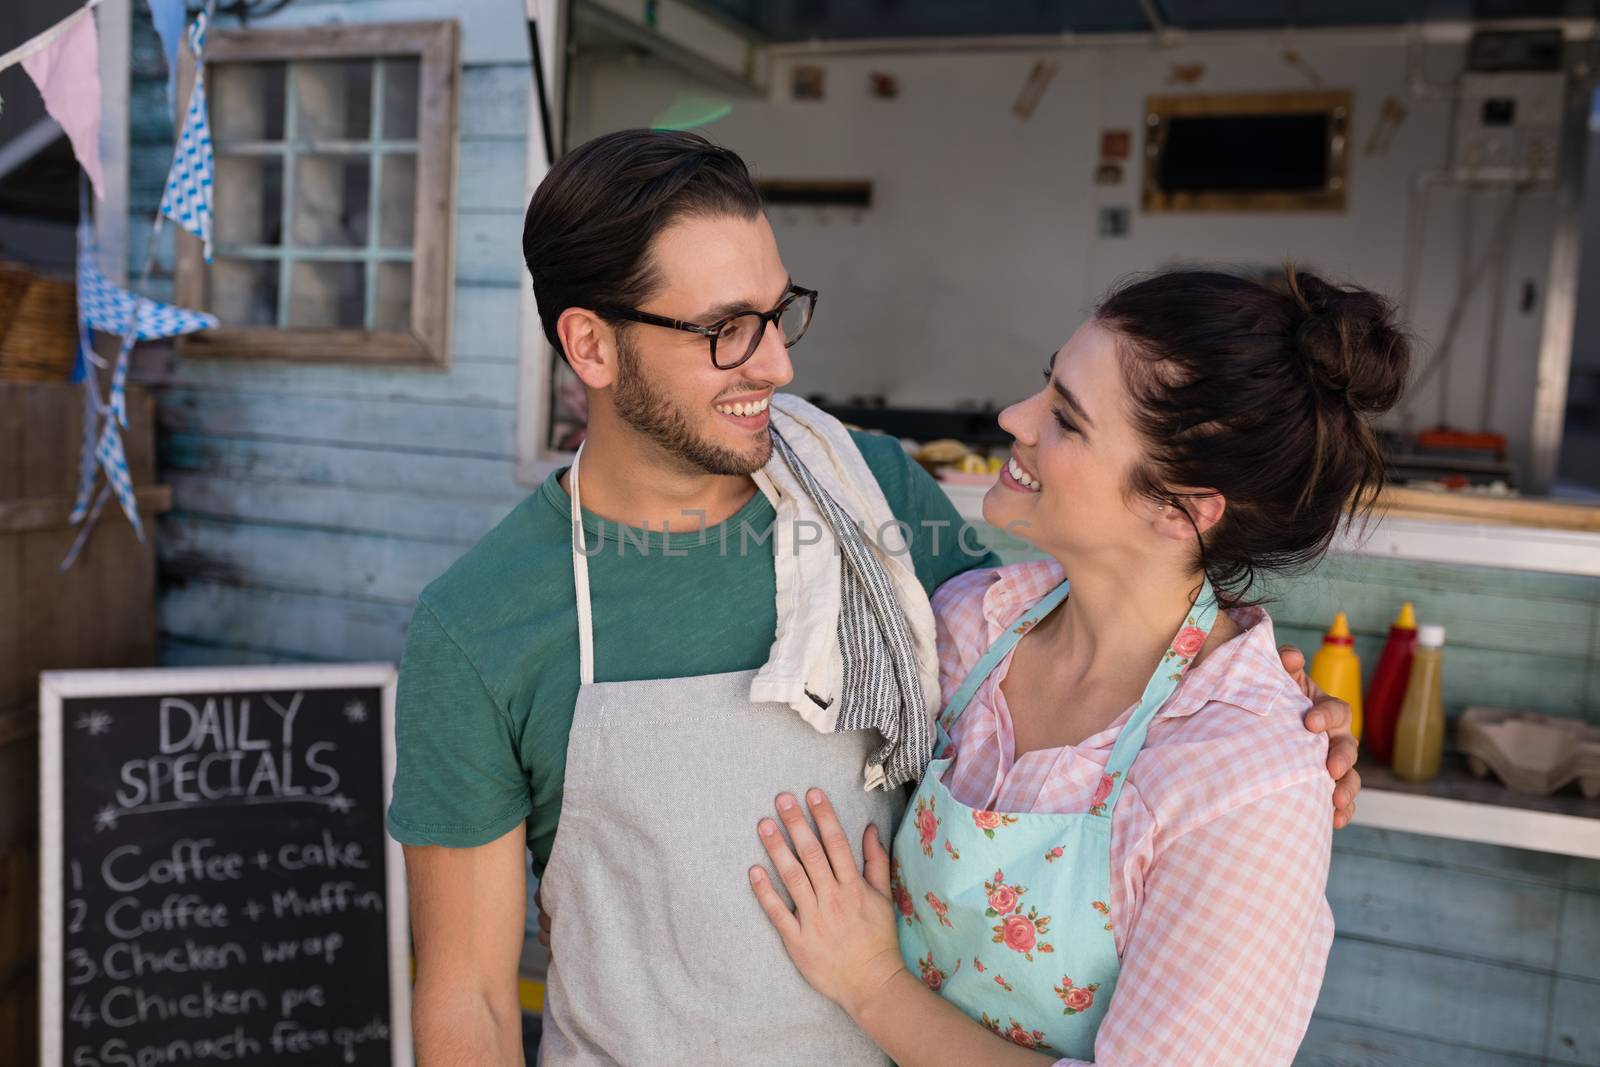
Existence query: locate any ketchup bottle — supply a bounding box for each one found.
[1363,602,1418,766]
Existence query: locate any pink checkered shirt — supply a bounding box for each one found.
[933,559,1334,1067]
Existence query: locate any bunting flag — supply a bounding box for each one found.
[65,314,143,554]
[66,197,213,562]
[70,311,96,384]
[62,6,218,570]
[108,324,136,428]
[0,1,98,72]
[145,0,186,119]
[76,212,215,430]
[93,414,143,538]
[16,3,104,199]
[159,13,215,262]
[76,221,218,341]
[70,209,109,528]
[61,484,113,572]
[69,380,100,522]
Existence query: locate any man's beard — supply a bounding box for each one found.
[613,333,772,476]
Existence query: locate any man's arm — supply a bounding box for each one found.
[406,824,529,1066]
[389,599,537,1062]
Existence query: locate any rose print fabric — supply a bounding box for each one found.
[932,559,1335,1066]
[893,576,1219,1061]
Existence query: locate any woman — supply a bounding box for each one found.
[747,268,1409,1065]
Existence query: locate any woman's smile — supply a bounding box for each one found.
[1000,450,1043,493]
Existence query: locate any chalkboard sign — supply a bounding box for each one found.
[39,665,411,1067]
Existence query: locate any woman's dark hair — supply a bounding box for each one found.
[1095,267,1410,604]
[521,129,763,357]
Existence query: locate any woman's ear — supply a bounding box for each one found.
[1156,491,1226,541]
[557,308,617,390]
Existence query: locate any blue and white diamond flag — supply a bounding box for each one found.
[159,13,214,262]
[76,221,218,341]
[76,212,215,432]
[108,324,137,427]
[93,414,143,538]
[63,8,221,569]
[69,381,100,523]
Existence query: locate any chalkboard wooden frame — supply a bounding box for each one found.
[38,663,410,1067]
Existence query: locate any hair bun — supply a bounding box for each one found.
[1287,268,1410,415]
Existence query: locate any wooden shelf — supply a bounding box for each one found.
[1356,758,1600,859]
[1330,512,1600,577]
[1382,486,1600,533]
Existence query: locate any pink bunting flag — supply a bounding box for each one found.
[21,8,104,200]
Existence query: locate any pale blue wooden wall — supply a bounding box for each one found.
[125,0,534,666]
[984,526,1600,1065]
[1307,827,1600,1066]
[1274,554,1600,1065]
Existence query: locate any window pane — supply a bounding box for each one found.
[382,58,421,140]
[375,262,412,331]
[378,154,416,248]
[214,156,284,247]
[293,59,374,142]
[211,62,286,143]
[291,155,370,247]
[211,260,281,326]
[287,261,365,328]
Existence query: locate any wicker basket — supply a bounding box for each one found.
[0,262,76,383]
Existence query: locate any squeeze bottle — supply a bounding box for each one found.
[1392,624,1447,783]
[1309,611,1364,741]
[1363,602,1418,765]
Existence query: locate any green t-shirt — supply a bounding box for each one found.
[386,430,998,872]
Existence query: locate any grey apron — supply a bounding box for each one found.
[537,447,902,1066]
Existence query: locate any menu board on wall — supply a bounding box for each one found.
[39,665,410,1067]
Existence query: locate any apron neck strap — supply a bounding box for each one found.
[934,579,1071,758]
[1096,575,1220,818]
[570,444,596,686]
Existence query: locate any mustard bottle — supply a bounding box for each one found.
[1392,625,1447,783]
[1309,611,1364,741]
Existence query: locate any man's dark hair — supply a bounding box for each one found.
[521,129,764,358]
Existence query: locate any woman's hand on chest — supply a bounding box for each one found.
[747,789,908,1020]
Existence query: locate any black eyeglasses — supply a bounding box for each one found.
[596,285,818,370]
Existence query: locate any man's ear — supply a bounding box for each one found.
[558,308,617,390]
[1156,491,1226,541]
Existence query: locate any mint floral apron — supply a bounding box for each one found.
[891,577,1218,1058]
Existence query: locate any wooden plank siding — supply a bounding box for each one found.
[124,0,535,670]
[979,526,1600,1063]
[1262,553,1600,726]
[1311,828,1600,1066]
[159,432,525,497]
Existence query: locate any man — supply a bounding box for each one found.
[386,130,1360,1066]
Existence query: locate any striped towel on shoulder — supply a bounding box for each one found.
[770,428,929,791]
